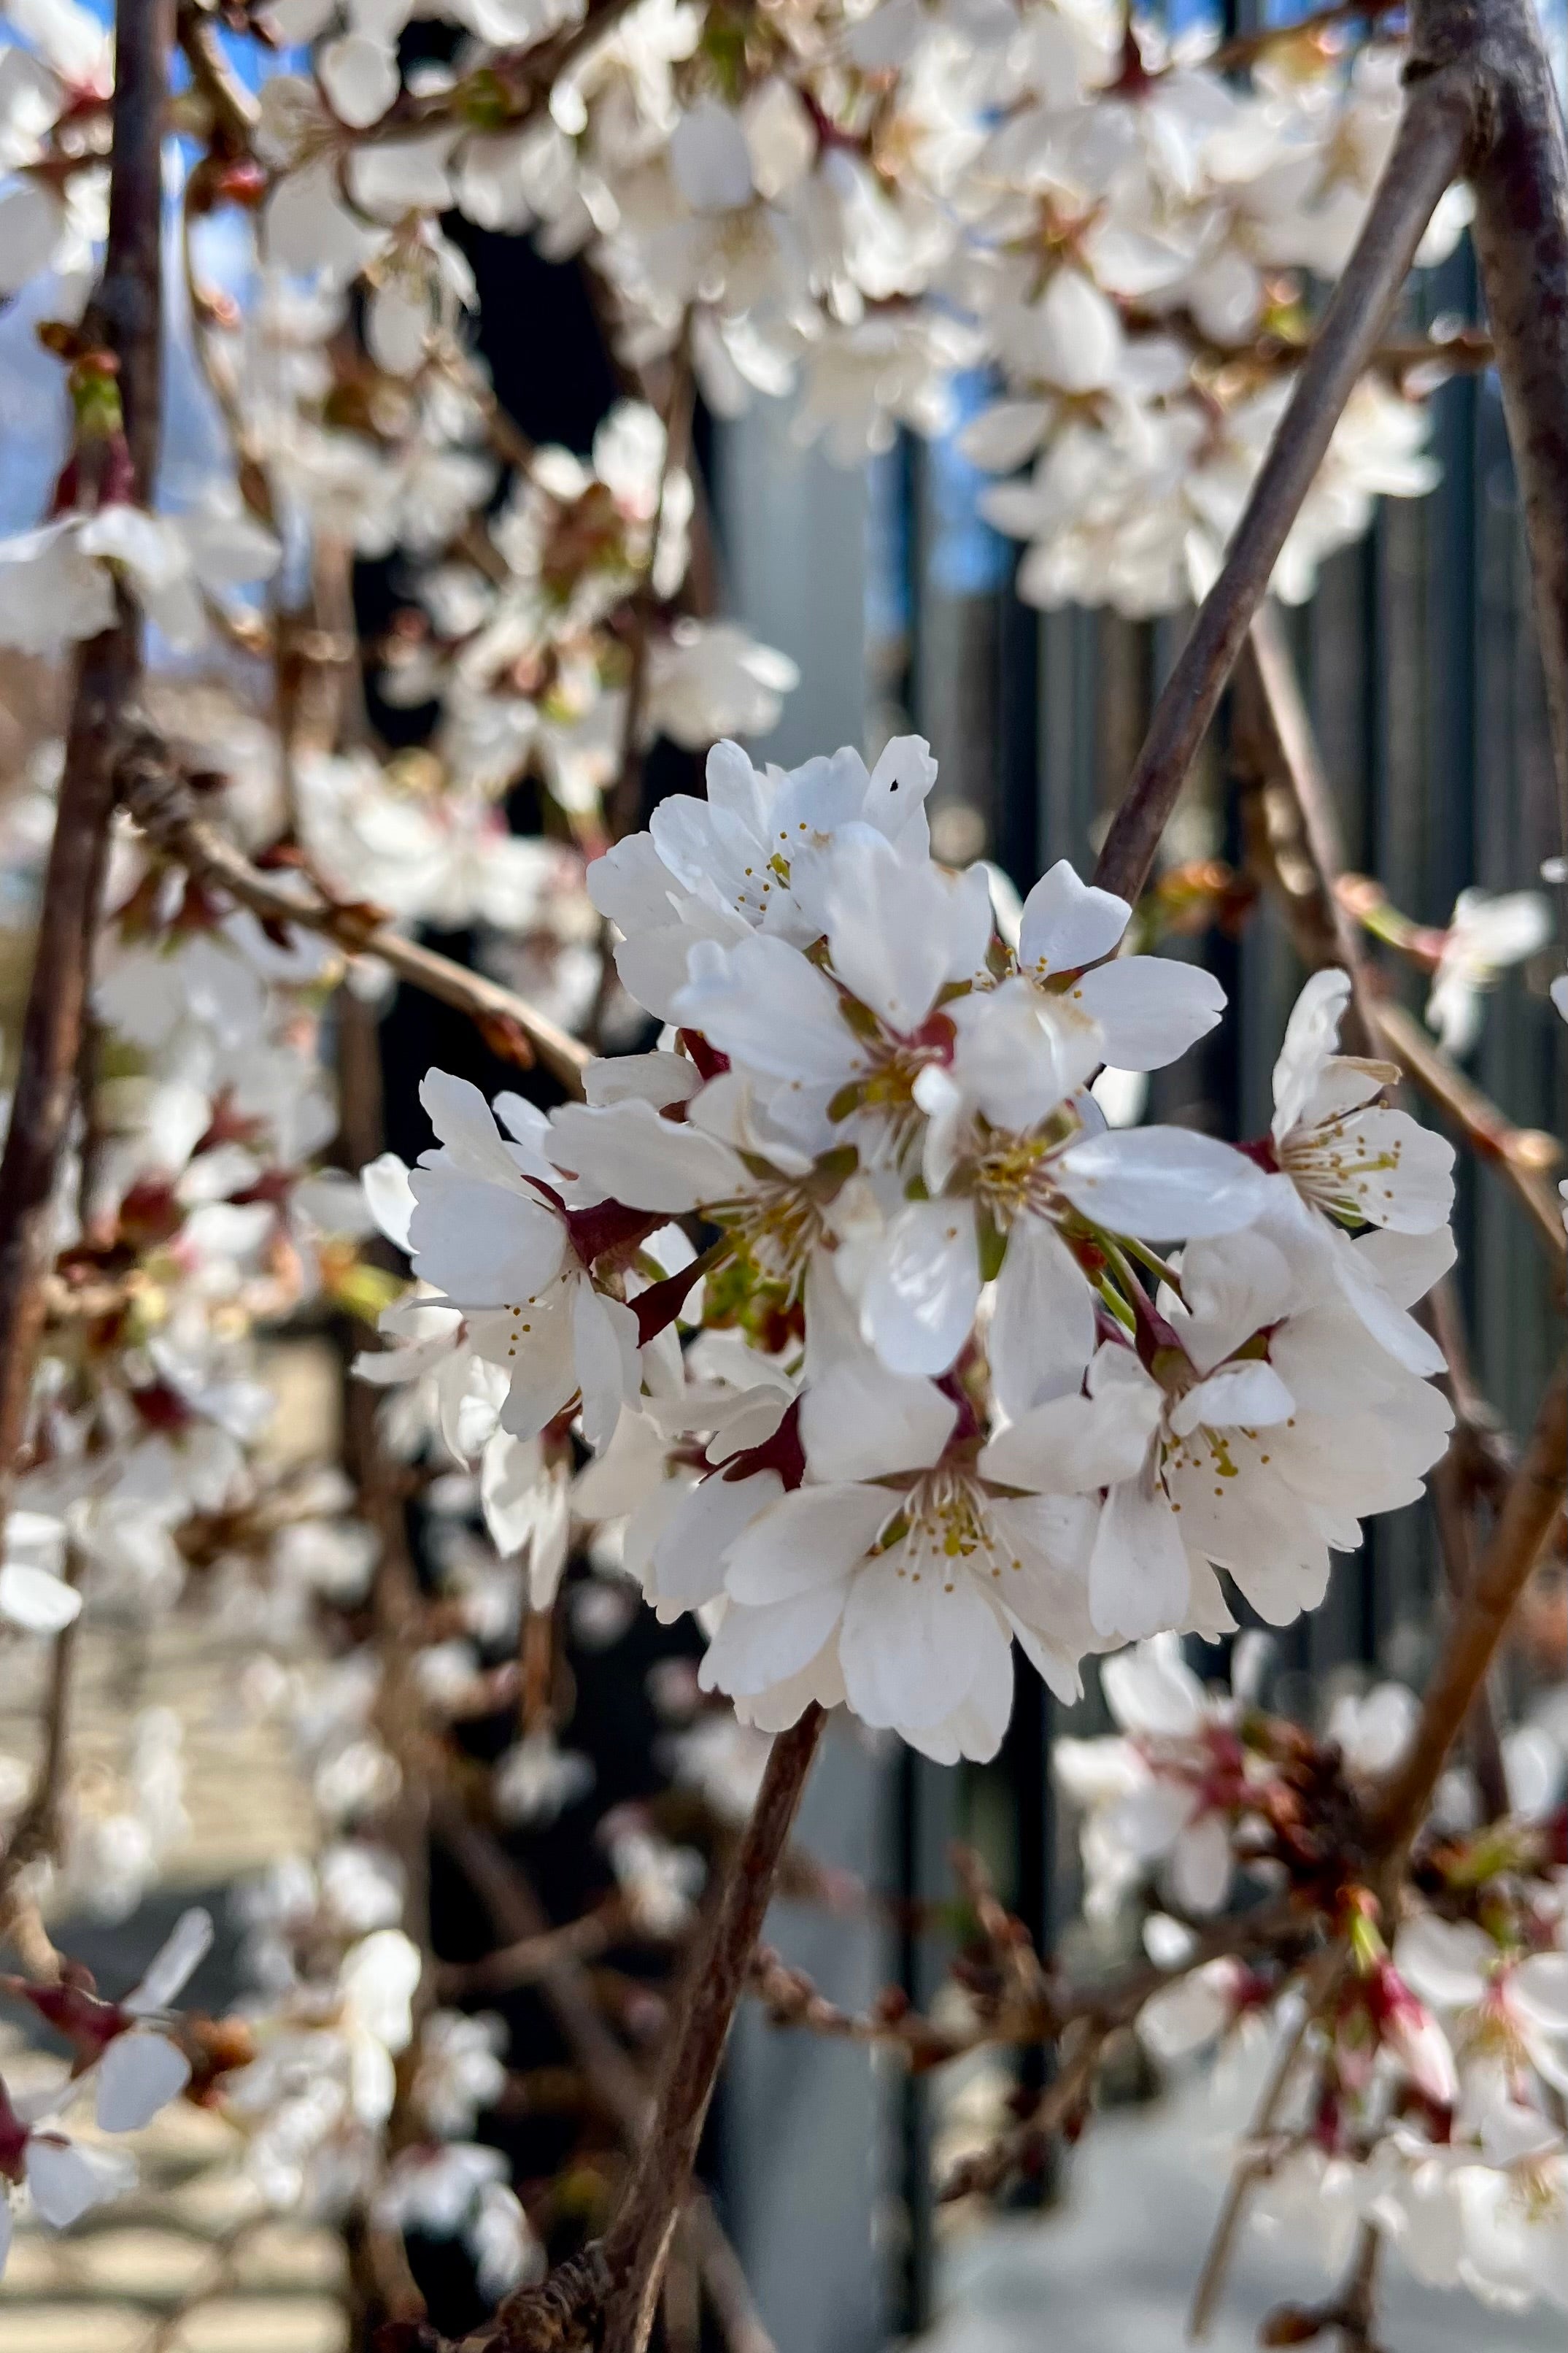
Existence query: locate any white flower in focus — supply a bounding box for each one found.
[405,1072,642,1452]
[703,1278,1104,1762]
[1269,968,1454,1233]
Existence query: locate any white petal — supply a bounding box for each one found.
[545,1099,745,1214]
[26,2136,137,2227]
[366,274,429,374]
[1088,1476,1191,1640]
[800,1358,956,1484]
[1017,860,1129,977]
[419,1070,520,1185]
[1102,1638,1206,1737]
[723,1484,892,1605]
[1511,1952,1568,2035]
[1390,1914,1493,2011]
[126,1908,214,2013]
[1170,1813,1232,1915]
[96,2033,192,2133]
[1169,1360,1294,1439]
[672,935,854,1086]
[1271,968,1350,1139]
[409,1166,565,1308]
[838,1549,1010,1733]
[0,1563,80,1633]
[360,1152,415,1252]
[670,100,754,212]
[860,1199,980,1377]
[700,1587,847,1695]
[649,1469,783,1611]
[1073,957,1224,1073]
[571,1283,638,1453]
[1055,1127,1271,1240]
[989,1217,1097,1420]
[980,1378,1159,1494]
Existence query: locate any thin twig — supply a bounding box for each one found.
[436,1906,622,2000]
[1092,71,1471,906]
[608,331,696,844]
[1189,1943,1346,2341]
[1241,607,1379,1055]
[0,1554,85,1910]
[1234,614,1516,1806]
[1371,1365,1568,1847]
[115,728,590,1093]
[1366,1000,1566,1267]
[938,2019,1105,2203]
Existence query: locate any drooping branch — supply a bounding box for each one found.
[1366,1000,1566,1267]
[1092,72,1472,906]
[1235,616,1566,1266]
[1233,612,1518,1814]
[0,0,174,1511]
[1240,606,1380,1055]
[1372,1365,1567,1846]
[115,729,592,1094]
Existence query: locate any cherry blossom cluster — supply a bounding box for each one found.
[358,731,1459,1762]
[1054,1634,1568,2319]
[0,0,1480,861]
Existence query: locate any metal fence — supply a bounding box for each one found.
[822,18,1568,2344]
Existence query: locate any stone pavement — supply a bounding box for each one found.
[0,1374,347,2353]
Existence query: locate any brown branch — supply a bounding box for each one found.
[1234,618,1564,1263]
[1260,2220,1386,2352]
[176,1,259,145]
[1241,606,1379,1055]
[1370,1364,1567,1846]
[1418,0,1568,864]
[1366,999,1566,1267]
[595,1706,825,2353]
[1189,1941,1347,2341]
[1092,72,1471,906]
[430,1802,779,2353]
[936,2019,1105,2203]
[115,728,591,1093]
[607,334,696,845]
[1233,615,1517,1807]
[0,0,173,1511]
[435,1905,622,2000]
[750,1894,1312,2068]
[0,1554,84,1910]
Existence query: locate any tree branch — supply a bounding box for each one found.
[115,729,591,1094]
[430,1796,782,2353]
[595,1706,825,2353]
[1092,73,1472,905]
[1366,999,1566,1268]
[1371,1365,1567,1846]
[0,0,173,1509]
[1415,0,1568,861]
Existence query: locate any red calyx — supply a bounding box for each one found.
[676,1029,730,1082]
[715,1398,806,1491]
